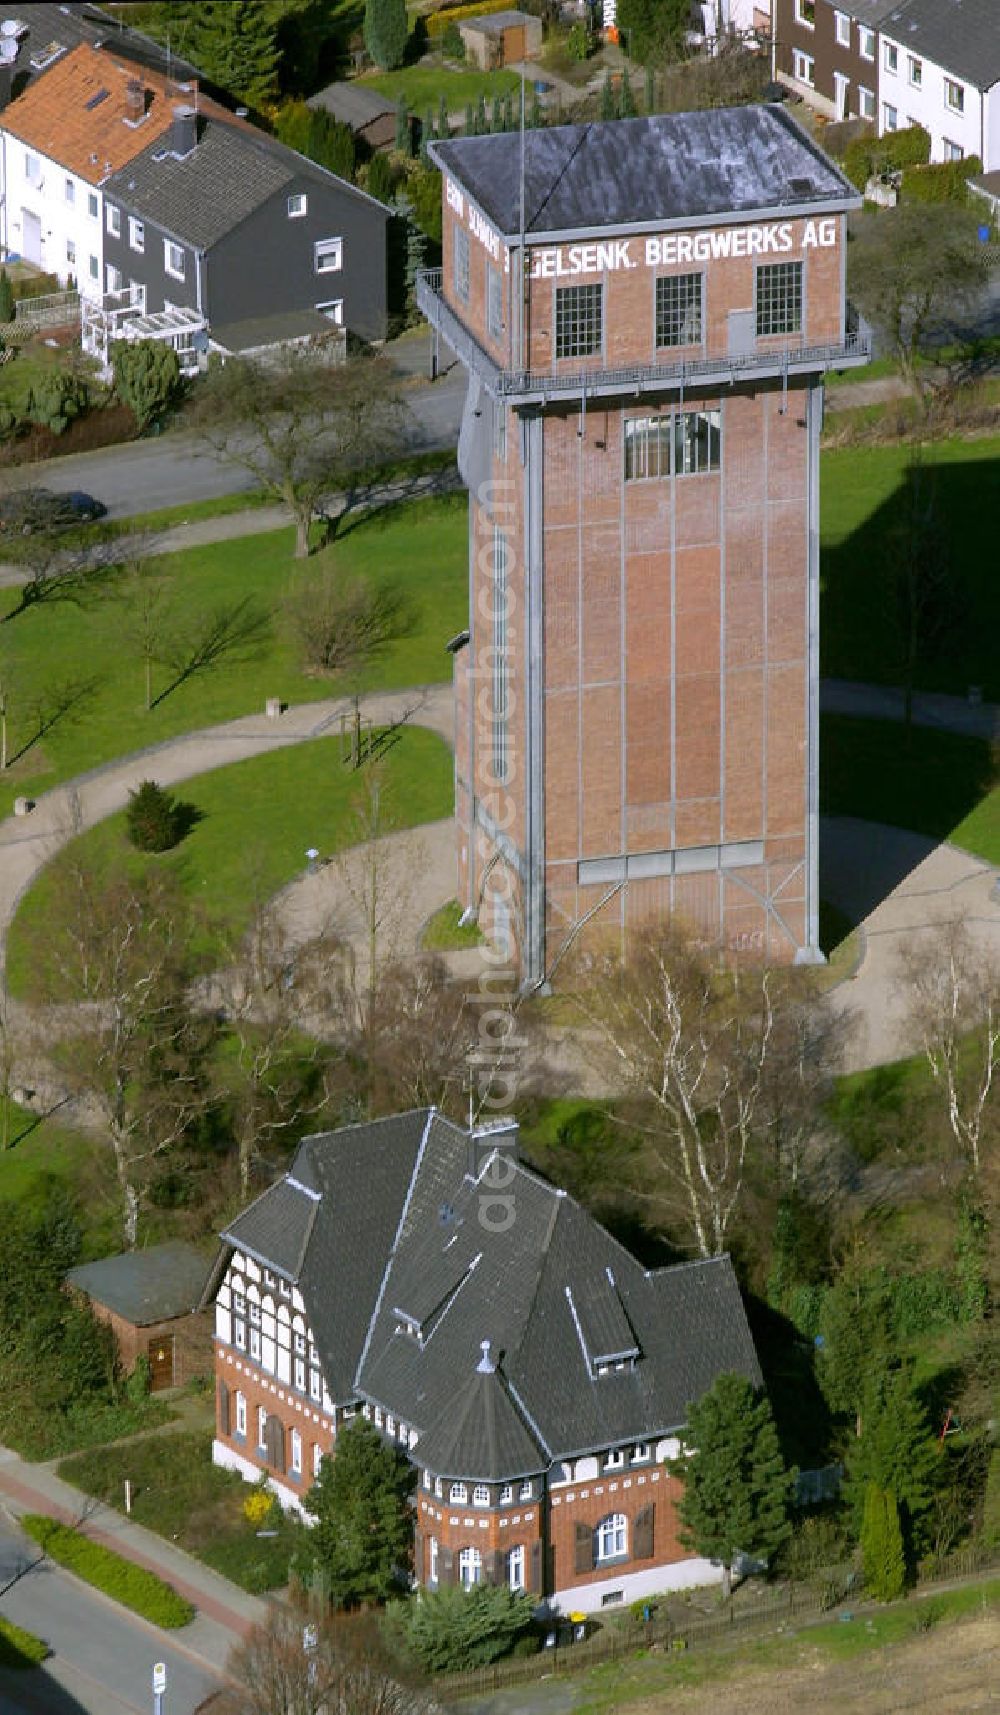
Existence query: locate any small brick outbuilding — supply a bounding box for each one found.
[67,1242,214,1391]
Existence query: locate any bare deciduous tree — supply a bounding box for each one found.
[571,931,793,1258]
[898,921,1000,1177]
[28,855,215,1247]
[191,346,406,559]
[355,954,482,1120]
[219,1604,434,1715]
[213,900,346,1196]
[118,557,173,711]
[284,570,411,680]
[0,530,127,624]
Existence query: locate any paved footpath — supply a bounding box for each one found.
[0,1445,265,1674]
[0,684,453,982]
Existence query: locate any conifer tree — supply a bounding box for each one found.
[644,64,655,113]
[438,92,450,139]
[476,94,488,135]
[502,90,514,131]
[185,1,279,108]
[860,1483,906,1601]
[845,1366,940,1557]
[600,69,616,122]
[670,1374,794,1598]
[301,1419,413,1605]
[619,72,637,119]
[395,100,410,155]
[491,93,503,133]
[421,108,435,163]
[364,0,409,72]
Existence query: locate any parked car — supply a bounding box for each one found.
[0,487,107,534]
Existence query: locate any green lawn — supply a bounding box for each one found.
[819,714,999,862]
[0,492,467,822]
[6,725,454,1000]
[361,63,521,109]
[820,435,1000,700]
[59,1429,305,1594]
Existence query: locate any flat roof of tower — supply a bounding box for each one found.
[429,106,858,241]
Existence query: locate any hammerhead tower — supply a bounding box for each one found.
[419,108,866,984]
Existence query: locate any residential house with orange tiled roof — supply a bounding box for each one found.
[0,41,214,299]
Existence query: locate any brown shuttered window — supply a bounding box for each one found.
[574,1520,594,1574]
[634,1503,655,1561]
[218,1381,230,1437]
[265,1414,286,1474]
[438,1545,455,1586]
[530,1538,543,1592]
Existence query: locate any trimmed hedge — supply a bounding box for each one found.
[842,124,930,189]
[20,1515,194,1628]
[902,156,981,203]
[0,1617,48,1669]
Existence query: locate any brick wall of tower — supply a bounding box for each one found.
[547,1465,687,1595]
[415,1490,545,1591]
[542,381,811,963]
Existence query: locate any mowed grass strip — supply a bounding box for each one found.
[820,434,1000,701]
[6,725,454,1000]
[0,492,467,821]
[19,1515,194,1628]
[820,714,1000,863]
[0,1616,49,1669]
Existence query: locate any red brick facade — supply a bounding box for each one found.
[78,1300,213,1391]
[214,1342,336,1502]
[436,142,852,975]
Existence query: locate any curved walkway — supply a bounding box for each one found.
[0,682,453,982]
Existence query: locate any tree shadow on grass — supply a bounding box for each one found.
[6,674,100,770]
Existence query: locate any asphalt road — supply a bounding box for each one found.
[0,1516,222,1715]
[10,362,467,522]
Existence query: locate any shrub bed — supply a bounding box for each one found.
[20,1515,195,1627]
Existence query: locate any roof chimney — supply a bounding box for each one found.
[171,104,197,159]
[477,1339,496,1375]
[125,77,144,121]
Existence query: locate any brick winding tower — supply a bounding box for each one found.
[419,107,868,983]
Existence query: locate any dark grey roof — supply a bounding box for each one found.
[215,1109,762,1479]
[307,81,395,128]
[840,0,898,24]
[106,118,291,249]
[359,1150,761,1470]
[428,106,858,240]
[412,1364,546,1482]
[67,1241,211,1325]
[0,4,202,100]
[209,308,343,354]
[880,0,1000,90]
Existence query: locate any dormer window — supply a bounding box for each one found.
[450,1481,467,1503]
[566,1275,641,1380]
[604,1449,625,1471]
[434,1476,443,1497]
[473,1484,490,1507]
[632,1443,650,1463]
[500,1483,513,1504]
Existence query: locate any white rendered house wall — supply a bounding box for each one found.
[878,35,992,166]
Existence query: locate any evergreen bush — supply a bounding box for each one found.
[0,268,14,324]
[364,0,409,71]
[860,1483,906,1600]
[126,780,183,853]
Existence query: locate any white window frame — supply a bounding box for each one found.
[105,263,123,294]
[257,1407,268,1450]
[459,1546,482,1589]
[314,236,343,274]
[129,216,144,253]
[106,204,121,238]
[429,1536,439,1584]
[883,102,898,131]
[858,24,874,60]
[473,1483,490,1507]
[316,298,344,324]
[507,1544,525,1590]
[604,1449,625,1471]
[450,1481,468,1503]
[792,49,815,87]
[313,1442,323,1478]
[87,191,98,219]
[884,41,898,74]
[290,1429,302,1475]
[834,9,850,48]
[793,0,815,26]
[164,239,185,280]
[519,1479,533,1501]
[64,176,75,205]
[66,239,76,265]
[632,1443,650,1463]
[235,1392,247,1436]
[25,150,39,184]
[858,86,875,121]
[943,139,964,161]
[944,78,965,115]
[908,55,922,87]
[596,1513,628,1563]
[288,192,308,218]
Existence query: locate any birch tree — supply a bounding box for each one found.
[29,856,214,1246]
[571,932,781,1258]
[898,922,1000,1177]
